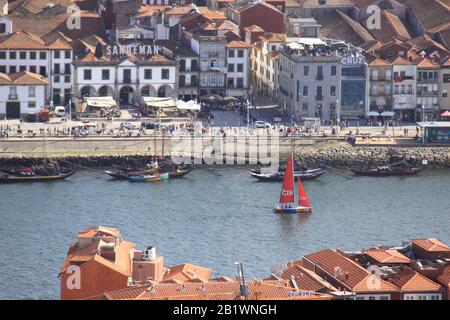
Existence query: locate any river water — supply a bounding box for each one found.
[0,167,449,299]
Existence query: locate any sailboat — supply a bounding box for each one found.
[274,155,312,214]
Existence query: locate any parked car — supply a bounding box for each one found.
[255,121,271,129]
[54,106,66,117]
[141,121,156,129]
[120,122,135,130]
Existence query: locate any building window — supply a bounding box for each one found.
[28,102,36,109]
[330,86,336,96]
[179,60,186,72]
[9,66,16,73]
[331,66,337,76]
[179,75,185,87]
[191,60,198,71]
[40,52,46,60]
[237,64,243,72]
[29,86,36,97]
[237,78,244,88]
[0,65,5,73]
[39,67,46,77]
[228,64,234,72]
[19,66,26,72]
[20,51,26,60]
[54,51,60,59]
[227,77,234,88]
[161,69,169,80]
[123,69,131,83]
[65,75,70,83]
[65,51,71,59]
[303,86,308,96]
[191,75,198,86]
[84,69,92,80]
[237,50,244,58]
[30,52,37,60]
[228,49,235,58]
[54,75,60,83]
[144,69,152,79]
[0,23,5,33]
[0,51,5,59]
[304,66,309,76]
[102,69,110,80]
[9,86,17,98]
[64,64,71,75]
[30,66,36,73]
[443,74,450,83]
[9,52,16,60]
[54,64,60,74]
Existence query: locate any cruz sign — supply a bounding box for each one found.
[105,44,160,56]
[341,56,365,65]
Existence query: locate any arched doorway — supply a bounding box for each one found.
[80,86,96,98]
[119,86,134,105]
[141,85,156,97]
[157,85,173,97]
[98,85,114,97]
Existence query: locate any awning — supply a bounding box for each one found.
[367,111,380,117]
[85,97,117,108]
[199,94,223,101]
[441,111,450,117]
[381,111,395,117]
[142,97,176,108]
[176,100,201,111]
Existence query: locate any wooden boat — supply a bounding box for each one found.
[350,164,426,176]
[105,168,158,179]
[168,168,192,178]
[250,167,325,181]
[128,172,169,182]
[0,170,75,183]
[273,155,312,214]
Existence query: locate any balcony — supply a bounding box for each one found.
[122,78,132,84]
[370,77,391,81]
[417,77,438,83]
[417,90,439,97]
[394,76,414,82]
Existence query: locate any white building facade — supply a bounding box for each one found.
[73,56,178,105]
[226,41,250,97]
[0,32,73,106]
[0,71,48,118]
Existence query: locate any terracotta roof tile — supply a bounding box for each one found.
[227,40,250,48]
[282,265,338,292]
[436,265,450,286]
[77,226,120,238]
[304,248,398,293]
[390,56,413,65]
[368,57,391,67]
[364,248,410,264]
[0,71,48,85]
[411,239,450,252]
[163,263,213,282]
[387,266,443,292]
[103,280,329,300]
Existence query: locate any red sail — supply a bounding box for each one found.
[298,177,311,207]
[279,156,295,204]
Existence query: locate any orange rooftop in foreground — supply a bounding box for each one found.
[59,226,332,300]
[59,227,450,300]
